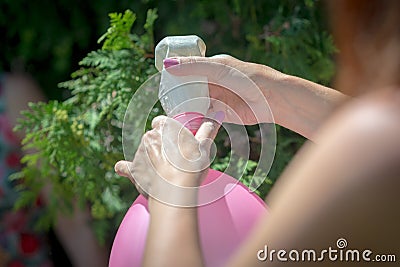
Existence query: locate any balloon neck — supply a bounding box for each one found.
[172,112,204,135]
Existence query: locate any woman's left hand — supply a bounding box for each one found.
[114,115,222,206]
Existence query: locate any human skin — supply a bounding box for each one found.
[165,55,347,141]
[115,115,221,267]
[225,88,400,267]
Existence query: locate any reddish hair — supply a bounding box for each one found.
[329,0,400,96]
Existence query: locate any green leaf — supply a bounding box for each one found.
[98,10,136,51]
[14,191,36,210]
[102,187,125,212]
[144,9,158,32]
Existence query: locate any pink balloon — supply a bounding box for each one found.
[109,169,268,267]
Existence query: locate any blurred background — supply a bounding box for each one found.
[1,0,336,265]
[1,0,335,100]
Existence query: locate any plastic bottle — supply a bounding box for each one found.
[155,35,209,134]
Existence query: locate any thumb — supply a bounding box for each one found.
[114,160,134,178]
[114,160,149,198]
[195,111,224,150]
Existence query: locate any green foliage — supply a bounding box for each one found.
[212,154,273,197]
[14,10,157,244]
[159,0,335,84]
[260,8,337,84]
[0,0,156,100]
[98,10,137,50]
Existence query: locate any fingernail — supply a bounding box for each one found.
[163,58,179,69]
[214,111,225,124]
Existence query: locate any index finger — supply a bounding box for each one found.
[164,56,230,81]
[151,115,168,130]
[195,111,224,143]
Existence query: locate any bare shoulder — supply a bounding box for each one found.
[267,88,400,202]
[226,89,400,267]
[314,88,400,173]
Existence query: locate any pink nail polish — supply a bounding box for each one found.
[163,58,179,69]
[214,111,225,124]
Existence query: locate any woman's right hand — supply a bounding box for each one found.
[164,55,287,125]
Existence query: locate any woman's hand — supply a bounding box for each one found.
[164,55,346,140]
[114,115,221,206]
[164,55,282,125]
[115,115,221,266]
